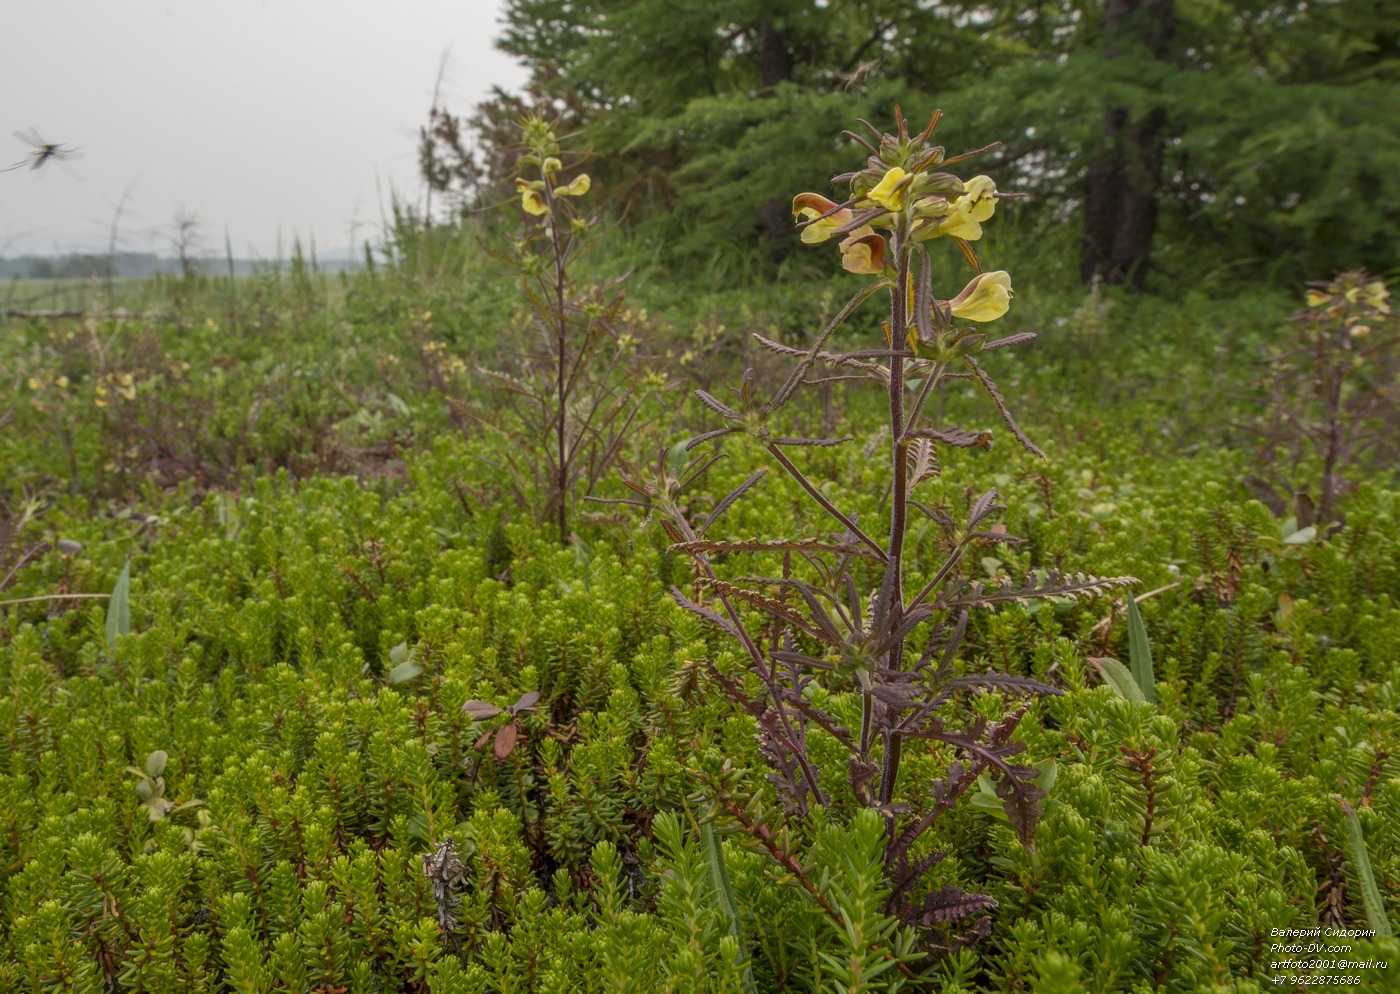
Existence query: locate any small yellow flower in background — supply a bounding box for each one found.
[868,167,908,211]
[558,174,590,198]
[949,270,1014,322]
[56,376,69,390]
[516,178,548,216]
[27,377,43,391]
[840,230,887,274]
[1363,280,1391,313]
[1305,289,1332,308]
[792,193,853,244]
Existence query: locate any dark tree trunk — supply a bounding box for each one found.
[1080,0,1174,287]
[756,20,794,92]
[756,18,798,249]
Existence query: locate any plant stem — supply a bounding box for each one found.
[878,236,912,806]
[544,175,569,545]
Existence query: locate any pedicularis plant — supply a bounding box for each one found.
[611,109,1134,950]
[476,116,660,544]
[1244,270,1399,528]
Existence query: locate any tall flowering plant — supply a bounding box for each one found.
[474,116,661,544]
[610,110,1133,951]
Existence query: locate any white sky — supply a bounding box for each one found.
[0,0,527,259]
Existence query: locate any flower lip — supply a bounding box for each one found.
[516,177,549,216]
[948,270,1014,322]
[839,230,887,274]
[867,167,909,211]
[793,192,856,244]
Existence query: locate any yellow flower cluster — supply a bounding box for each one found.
[93,371,138,408]
[791,122,1015,327]
[421,339,467,378]
[793,161,1013,324]
[1306,279,1390,314]
[516,174,590,216]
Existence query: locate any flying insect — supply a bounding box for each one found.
[4,128,83,175]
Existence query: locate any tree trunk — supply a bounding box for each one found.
[1080,0,1174,287]
[756,18,798,249]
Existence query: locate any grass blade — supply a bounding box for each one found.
[105,561,131,656]
[1089,656,1147,704]
[702,821,756,994]
[1126,597,1156,705]
[1337,799,1394,938]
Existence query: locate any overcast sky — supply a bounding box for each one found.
[0,0,527,259]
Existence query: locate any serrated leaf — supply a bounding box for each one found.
[144,750,168,778]
[1125,598,1156,705]
[1089,656,1148,704]
[105,561,131,656]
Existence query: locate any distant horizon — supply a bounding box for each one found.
[0,0,527,259]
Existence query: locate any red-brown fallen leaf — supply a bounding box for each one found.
[494,722,518,759]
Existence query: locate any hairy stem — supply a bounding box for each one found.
[878,236,912,805]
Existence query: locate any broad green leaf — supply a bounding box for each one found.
[145,750,168,778]
[389,659,423,685]
[1090,656,1148,704]
[1283,525,1316,545]
[1126,598,1156,705]
[105,561,131,656]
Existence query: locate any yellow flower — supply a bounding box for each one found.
[868,167,908,211]
[936,175,998,241]
[541,156,562,177]
[558,174,590,197]
[1305,289,1332,308]
[1363,280,1391,313]
[949,271,1014,322]
[516,178,548,216]
[792,193,854,244]
[840,230,887,275]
